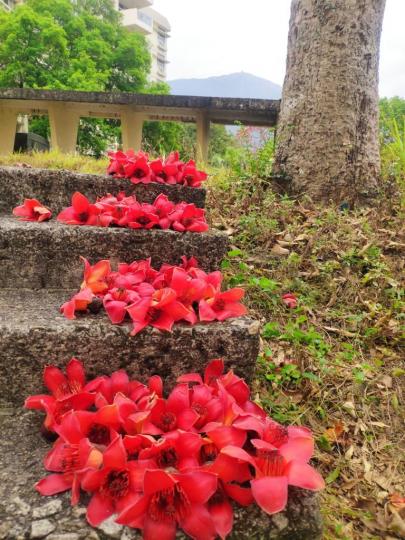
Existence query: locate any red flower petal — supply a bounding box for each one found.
[148,375,163,397]
[144,513,177,540]
[116,494,149,527]
[86,491,114,526]
[280,436,314,463]
[103,436,127,470]
[43,366,67,397]
[35,474,72,496]
[167,384,190,413]
[223,483,253,506]
[251,476,289,515]
[204,359,224,384]
[209,497,233,539]
[180,503,216,540]
[179,471,217,504]
[143,469,176,496]
[72,192,90,214]
[287,461,325,491]
[104,300,128,324]
[66,358,86,389]
[207,427,246,450]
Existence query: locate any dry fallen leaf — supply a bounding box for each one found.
[270,243,290,257]
[389,511,405,536]
[389,493,405,510]
[323,420,345,443]
[343,401,357,418]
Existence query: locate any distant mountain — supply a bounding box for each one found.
[169,72,282,99]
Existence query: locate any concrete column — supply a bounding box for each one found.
[48,103,80,154]
[121,111,144,151]
[196,111,210,164]
[0,109,18,155]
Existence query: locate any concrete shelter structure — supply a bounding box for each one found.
[0,88,280,162]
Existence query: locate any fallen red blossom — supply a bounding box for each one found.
[107,150,208,188]
[13,198,52,222]
[282,292,298,309]
[60,257,247,335]
[57,192,209,232]
[26,358,325,539]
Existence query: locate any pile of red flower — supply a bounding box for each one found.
[61,257,247,335]
[57,192,208,232]
[107,150,208,188]
[26,358,324,540]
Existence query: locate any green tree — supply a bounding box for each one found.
[0,6,68,88]
[0,0,151,154]
[5,0,151,91]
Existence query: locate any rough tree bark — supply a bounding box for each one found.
[274,0,386,204]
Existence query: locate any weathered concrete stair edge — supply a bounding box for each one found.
[0,166,207,215]
[0,409,323,540]
[0,289,260,406]
[0,217,228,288]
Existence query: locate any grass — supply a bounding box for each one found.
[380,116,405,210]
[2,149,405,538]
[0,149,108,174]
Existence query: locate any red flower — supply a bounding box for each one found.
[170,204,209,233]
[13,198,52,222]
[82,436,140,526]
[282,293,298,309]
[199,288,247,322]
[142,384,199,435]
[152,194,175,229]
[117,469,218,540]
[150,158,179,185]
[81,257,111,295]
[187,384,224,432]
[124,152,152,184]
[179,160,208,188]
[107,150,128,177]
[219,437,325,515]
[103,288,140,324]
[127,203,159,229]
[57,192,101,226]
[60,287,94,320]
[86,369,151,410]
[24,358,95,431]
[36,428,102,504]
[166,268,207,324]
[126,288,189,335]
[138,430,202,471]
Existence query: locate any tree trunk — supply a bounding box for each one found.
[274,0,386,204]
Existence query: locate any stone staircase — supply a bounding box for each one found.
[0,166,322,540]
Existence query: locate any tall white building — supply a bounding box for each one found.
[0,0,22,10]
[113,1,171,83]
[1,0,170,83]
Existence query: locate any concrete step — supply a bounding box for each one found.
[0,408,323,540]
[0,166,206,216]
[0,289,260,406]
[0,217,228,288]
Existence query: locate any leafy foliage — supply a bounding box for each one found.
[379,97,405,209]
[0,0,150,90]
[0,0,152,155]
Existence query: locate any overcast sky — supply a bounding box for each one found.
[152,0,405,97]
